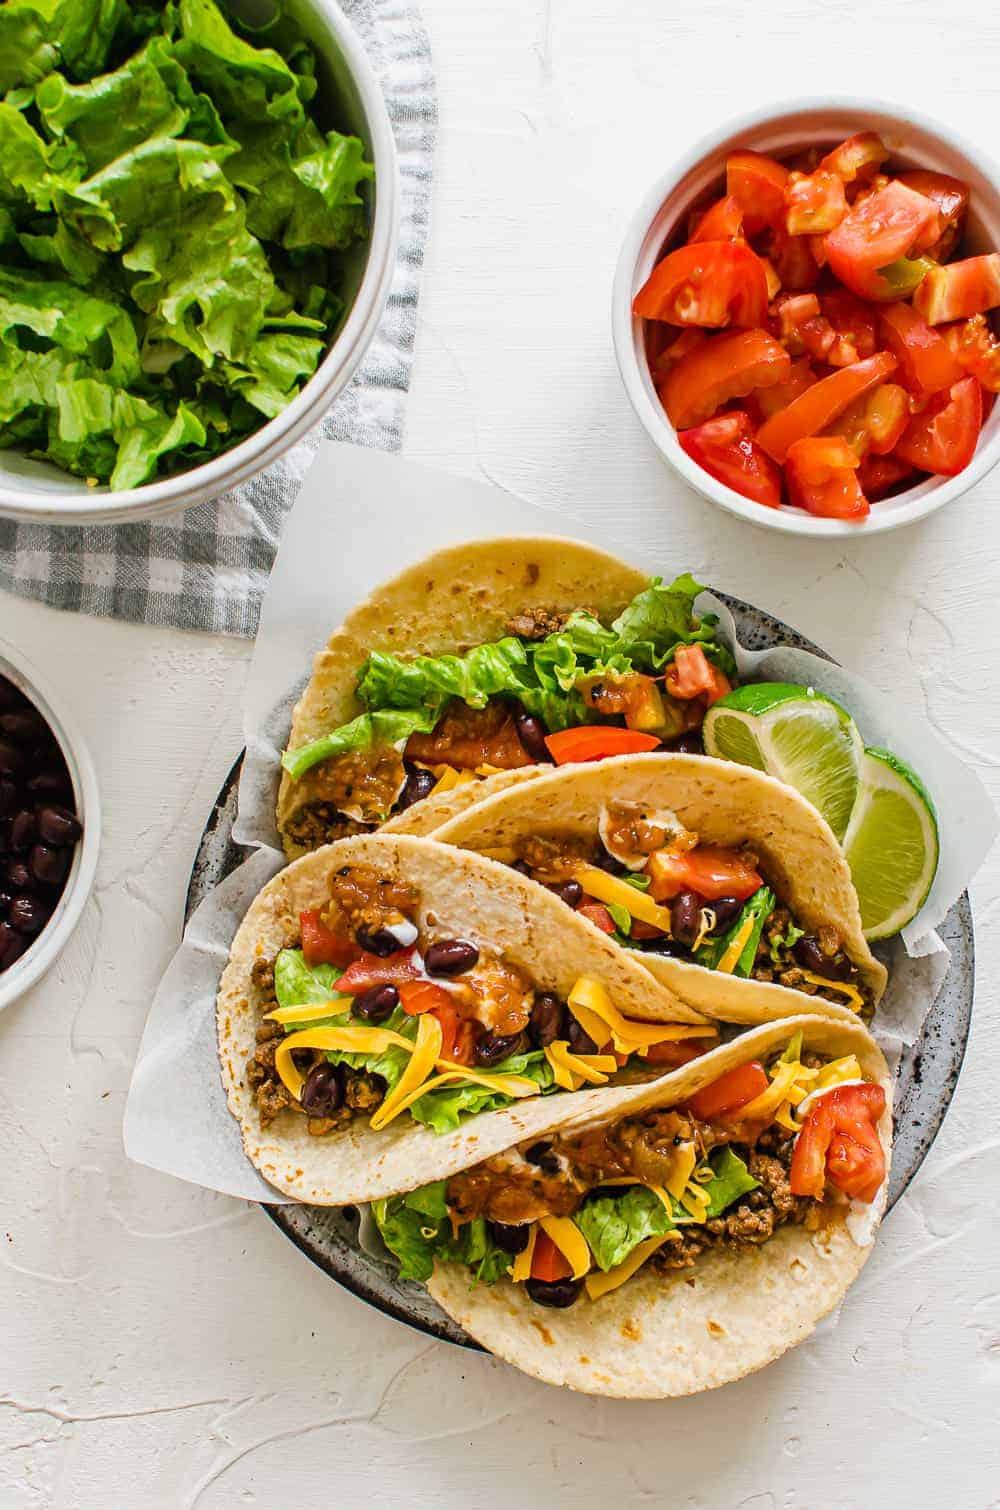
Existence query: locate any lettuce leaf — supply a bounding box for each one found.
[701,1146,759,1217]
[281,707,440,782]
[574,1185,674,1272]
[372,1181,513,1284]
[271,947,347,1011]
[695,887,776,977]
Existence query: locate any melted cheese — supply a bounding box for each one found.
[567,977,715,1055]
[511,1225,537,1283]
[368,1014,443,1129]
[273,1024,413,1100]
[265,1000,351,1026]
[798,971,865,1012]
[716,912,757,973]
[575,865,676,933]
[539,1217,592,1280]
[584,1235,671,1300]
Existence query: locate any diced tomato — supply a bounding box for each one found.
[398,979,454,1017]
[897,170,969,262]
[544,726,661,764]
[647,843,762,903]
[628,918,665,940]
[642,1038,712,1068]
[790,1082,886,1203]
[661,328,791,429]
[943,314,1000,393]
[530,1230,573,1283]
[689,194,744,243]
[726,151,789,234]
[299,910,361,969]
[645,326,707,385]
[768,226,820,291]
[773,293,846,365]
[824,182,941,301]
[634,242,769,329]
[760,256,781,301]
[894,375,983,476]
[756,351,897,462]
[576,901,617,934]
[686,1061,769,1122]
[864,384,911,455]
[857,452,919,500]
[426,995,478,1064]
[664,644,733,702]
[338,945,422,994]
[913,253,1000,325]
[785,170,847,235]
[786,436,870,520]
[820,132,889,186]
[677,411,782,508]
[820,289,878,362]
[879,303,964,397]
[752,358,817,421]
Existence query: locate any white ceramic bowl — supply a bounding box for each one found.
[613,97,1000,537]
[0,0,399,527]
[0,639,100,1013]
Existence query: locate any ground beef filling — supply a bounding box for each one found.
[284,744,407,848]
[504,606,574,641]
[405,698,535,771]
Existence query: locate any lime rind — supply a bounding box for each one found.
[843,748,939,940]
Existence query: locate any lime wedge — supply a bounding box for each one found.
[842,749,939,939]
[703,683,863,842]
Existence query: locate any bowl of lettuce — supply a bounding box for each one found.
[0,0,398,524]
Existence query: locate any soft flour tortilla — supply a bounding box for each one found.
[429,1013,892,1398]
[277,538,648,857]
[429,752,888,1018]
[217,832,713,1206]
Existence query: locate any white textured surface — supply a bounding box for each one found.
[3,0,1000,1502]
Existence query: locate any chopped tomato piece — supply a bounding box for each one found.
[677,411,782,508]
[664,644,733,702]
[913,253,1000,325]
[943,314,1000,393]
[786,436,869,520]
[424,995,478,1064]
[897,170,969,262]
[726,151,789,234]
[299,910,361,969]
[338,945,422,994]
[634,242,769,328]
[752,358,817,421]
[686,1061,769,1122]
[760,256,781,300]
[530,1230,573,1283]
[398,979,454,1017]
[790,1082,886,1203]
[773,292,844,364]
[642,1038,712,1068]
[825,181,941,301]
[879,303,964,396]
[647,844,763,903]
[857,452,919,500]
[689,194,744,243]
[864,384,911,455]
[756,351,897,462]
[767,226,820,291]
[894,375,983,476]
[544,726,661,764]
[645,326,707,384]
[820,132,889,186]
[576,901,617,934]
[785,170,847,235]
[661,328,791,428]
[820,289,878,361]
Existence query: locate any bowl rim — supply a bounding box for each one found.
[0,636,101,1014]
[612,93,1000,537]
[0,0,400,528]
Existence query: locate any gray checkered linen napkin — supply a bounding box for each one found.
[0,0,435,638]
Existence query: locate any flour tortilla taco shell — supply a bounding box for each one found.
[277,538,650,858]
[427,1013,892,1398]
[429,752,887,1020]
[217,832,717,1207]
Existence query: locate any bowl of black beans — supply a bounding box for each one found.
[0,641,99,1010]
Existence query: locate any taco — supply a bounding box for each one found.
[374,1014,891,1397]
[217,832,734,1205]
[277,539,736,858]
[429,752,887,1021]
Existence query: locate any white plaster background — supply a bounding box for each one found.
[2,0,1000,1503]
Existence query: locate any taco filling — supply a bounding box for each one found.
[373,1032,886,1307]
[279,574,736,850]
[496,801,871,1015]
[245,862,719,1137]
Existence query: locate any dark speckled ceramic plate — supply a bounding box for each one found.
[187,591,974,1350]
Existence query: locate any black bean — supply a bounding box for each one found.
[0,680,22,711]
[487,1220,530,1254]
[669,732,704,755]
[26,768,72,799]
[566,1015,598,1055]
[9,893,50,935]
[710,896,743,929]
[0,922,28,969]
[396,764,436,811]
[526,1276,582,1309]
[551,879,582,907]
[36,804,82,847]
[514,711,552,763]
[424,938,479,976]
[593,848,629,877]
[0,710,47,744]
[30,844,70,887]
[670,891,702,948]
[352,983,399,1024]
[524,1141,560,1174]
[355,924,402,957]
[10,810,36,852]
[0,891,10,917]
[0,780,17,819]
[0,739,22,776]
[510,859,532,876]
[300,1062,345,1116]
[794,935,851,980]
[5,859,30,890]
[529,992,565,1048]
[475,1030,527,1067]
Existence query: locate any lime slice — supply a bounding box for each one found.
[703,683,863,842]
[842,749,939,939]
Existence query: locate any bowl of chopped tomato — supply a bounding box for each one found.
[613,100,1000,534]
